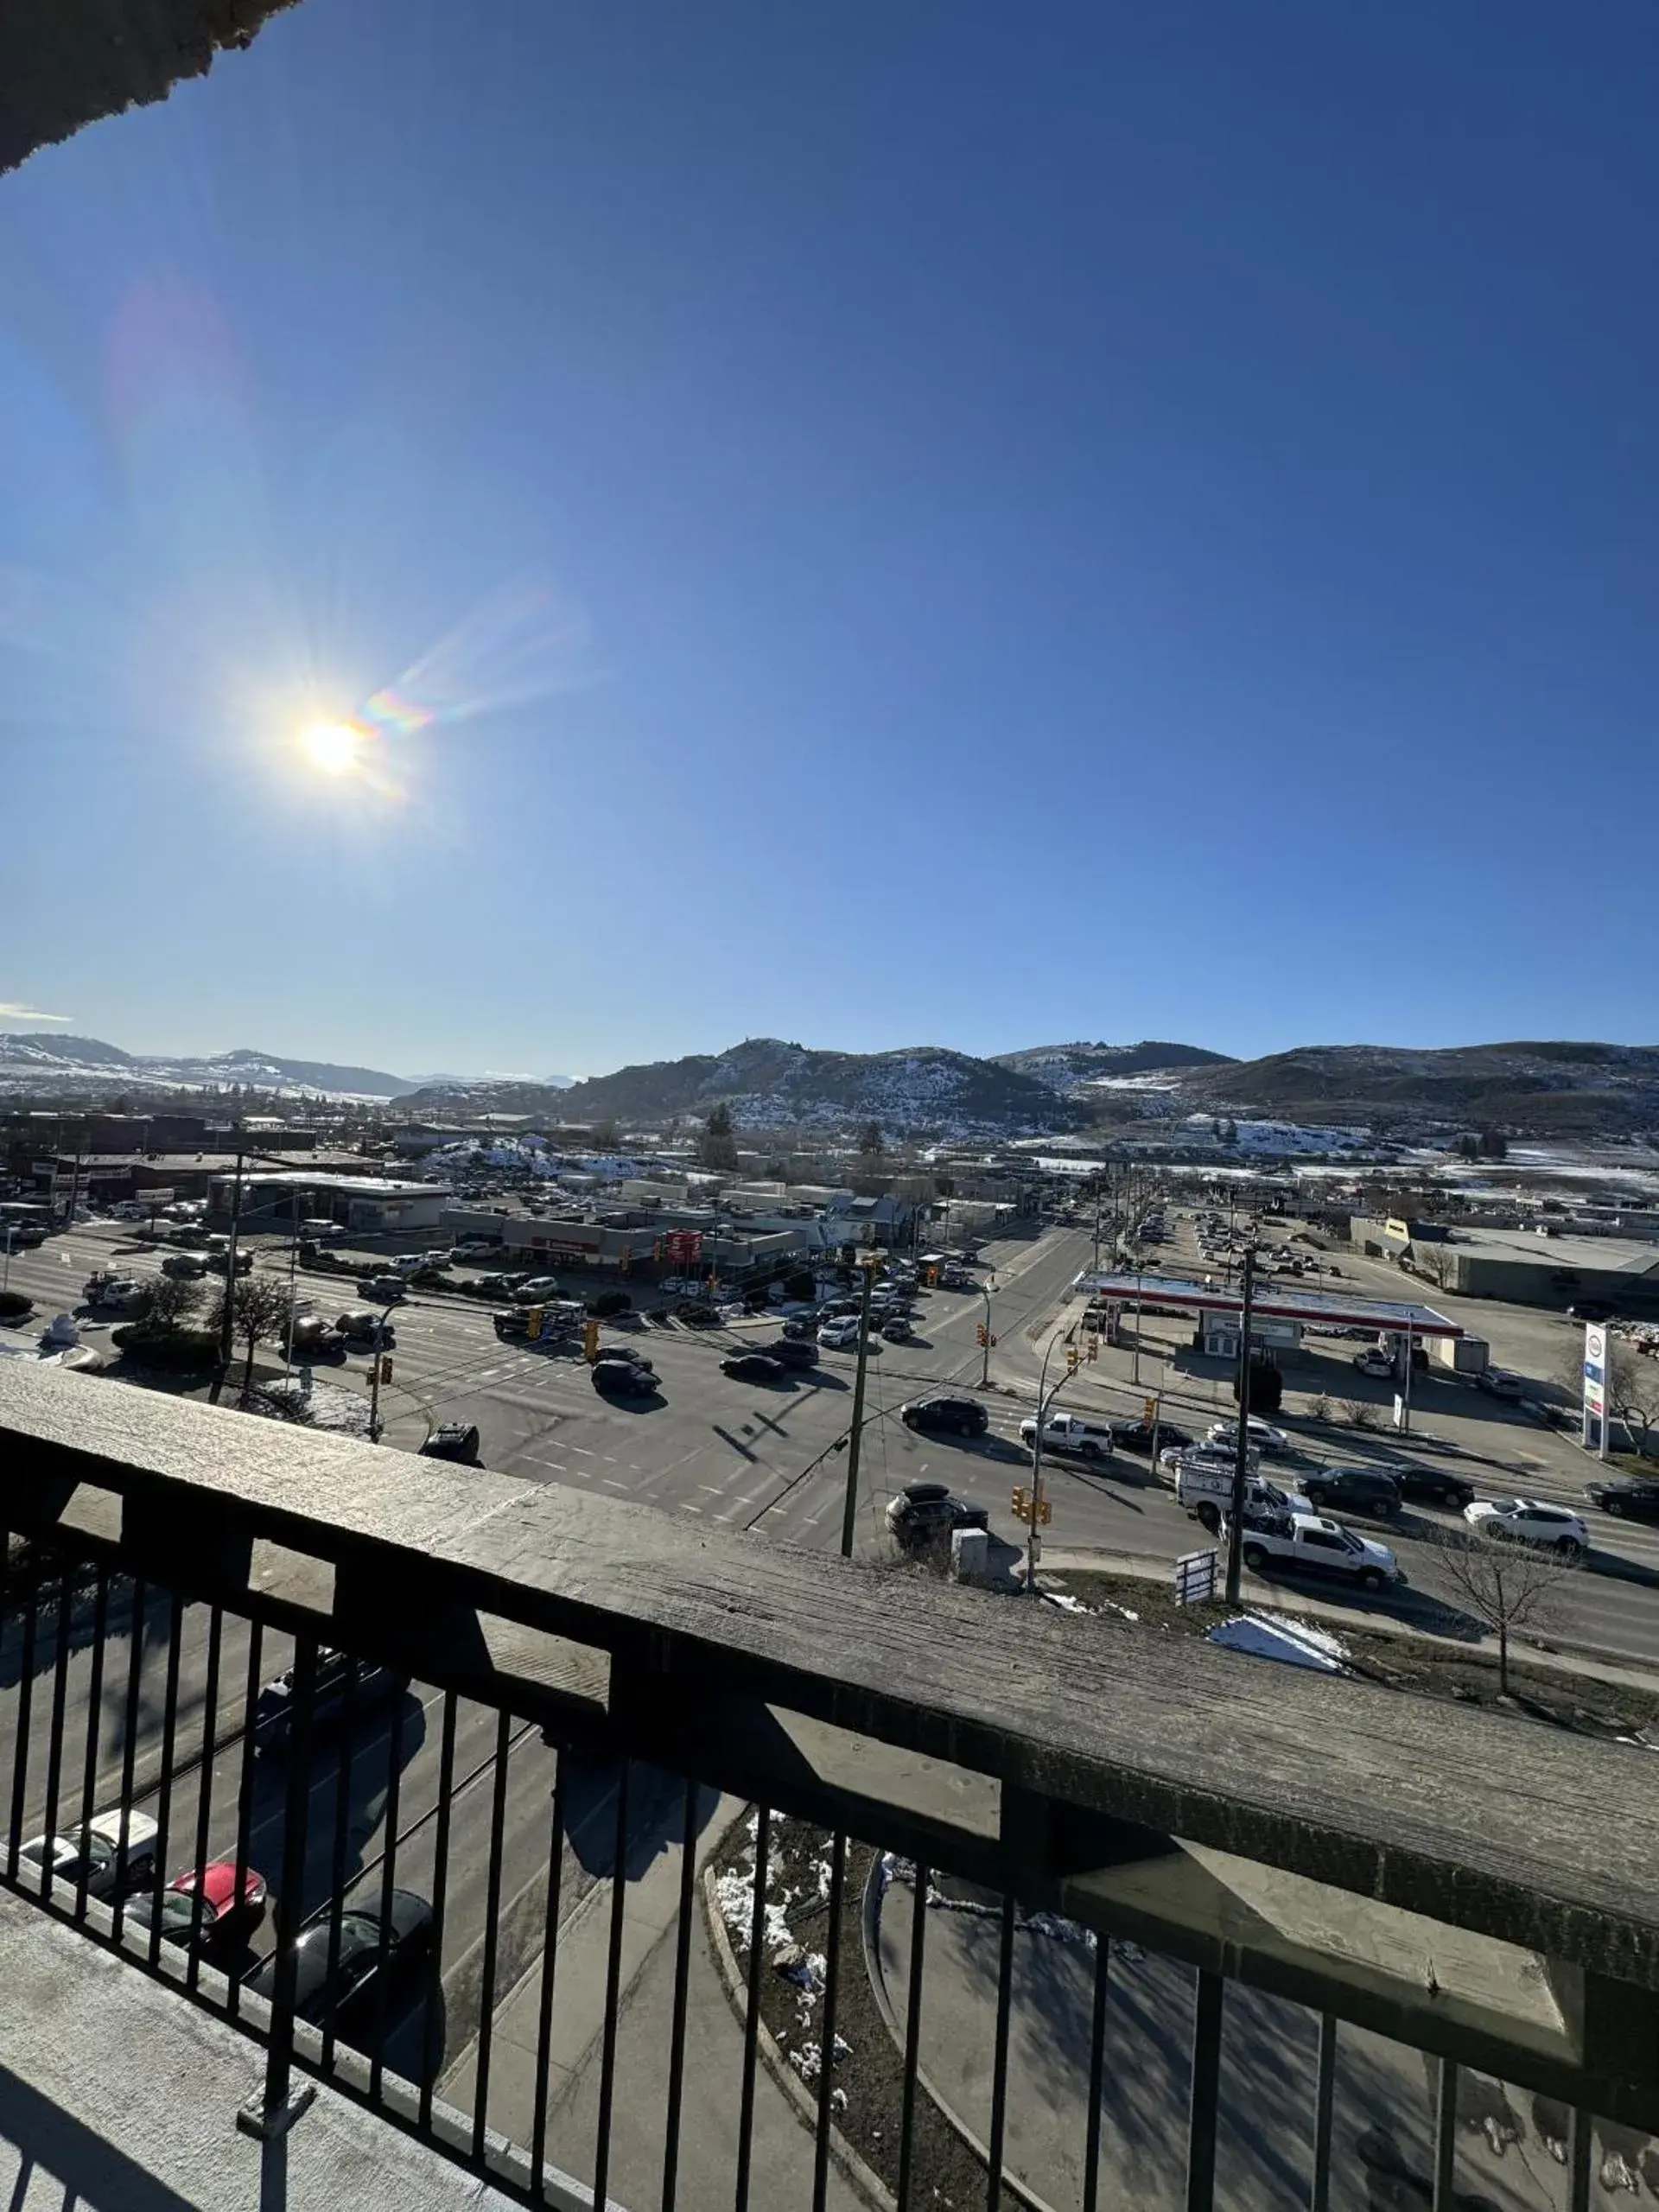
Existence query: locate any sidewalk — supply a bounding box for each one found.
[441,1789,863,2209]
[1035,1544,1659,1694]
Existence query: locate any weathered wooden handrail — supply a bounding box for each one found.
[5,1359,1659,1993]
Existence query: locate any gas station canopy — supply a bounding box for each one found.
[1076,1272,1463,1339]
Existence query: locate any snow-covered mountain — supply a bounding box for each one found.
[0,1033,417,1101]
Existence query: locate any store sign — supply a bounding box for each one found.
[1582,1322,1609,1460]
[1174,1549,1218,1605]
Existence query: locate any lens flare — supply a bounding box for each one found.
[298,721,362,775]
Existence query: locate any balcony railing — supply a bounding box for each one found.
[3,1357,1657,2210]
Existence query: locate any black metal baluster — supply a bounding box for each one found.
[810,1831,849,2212]
[471,1708,514,2164]
[260,1634,319,2126]
[185,1605,223,1988]
[1185,1970,1224,2212]
[368,1685,407,2102]
[1081,1936,1110,2212]
[40,1554,74,1907]
[984,1891,1018,2211]
[146,1595,185,1966]
[111,1576,148,1935]
[1431,2057,1458,2212]
[1309,2013,1337,2212]
[895,1859,929,2212]
[1567,2108,1592,2212]
[659,1776,700,2212]
[73,1569,110,1924]
[320,1649,359,2073]
[418,1690,458,2135]
[731,1802,772,2212]
[8,1573,41,1881]
[529,1745,568,2203]
[226,1618,262,2022]
[591,1759,634,2212]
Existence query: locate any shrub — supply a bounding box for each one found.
[111,1323,219,1370]
[1343,1397,1379,1430]
[586,1290,632,1319]
[0,1290,33,1323]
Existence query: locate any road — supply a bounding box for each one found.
[10,1217,1659,1667]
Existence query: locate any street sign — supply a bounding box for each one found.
[1173,1549,1219,1605]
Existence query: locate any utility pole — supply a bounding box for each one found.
[838,1255,879,1557]
[1026,1335,1073,1598]
[367,1299,398,1441]
[216,1135,247,1372]
[1224,1248,1257,1605]
[979,1277,995,1389]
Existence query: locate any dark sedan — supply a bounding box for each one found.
[765,1338,818,1370]
[254,1649,405,1755]
[1388,1464,1478,1510]
[1298,1466,1402,1519]
[592,1359,658,1398]
[1584,1478,1659,1522]
[1110,1419,1192,1455]
[246,1890,433,2037]
[721,1352,787,1383]
[899,1395,988,1439]
[885,1481,989,1549]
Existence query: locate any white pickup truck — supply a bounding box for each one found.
[1018,1412,1115,1460]
[1234,1510,1402,1592]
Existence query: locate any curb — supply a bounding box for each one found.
[699,1861,895,2212]
[859,1858,1061,2212]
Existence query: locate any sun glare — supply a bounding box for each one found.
[298,720,362,775]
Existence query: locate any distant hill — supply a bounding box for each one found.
[994,1040,1232,1091]
[0,1033,416,1100]
[406,1038,1086,1136]
[1182,1042,1659,1135]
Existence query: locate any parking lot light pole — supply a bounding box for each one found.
[980,1278,995,1388]
[1224,1248,1257,1605]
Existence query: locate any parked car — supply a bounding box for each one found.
[1207,1419,1289,1456]
[1476,1370,1525,1401]
[18,1808,158,1898]
[511,1276,563,1305]
[1351,1348,1396,1379]
[255,1649,404,1753]
[592,1358,657,1398]
[880,1316,913,1342]
[1236,1510,1402,1592]
[420,1422,480,1463]
[1296,1466,1402,1519]
[245,1890,433,2037]
[1464,1497,1587,1555]
[81,1274,149,1313]
[817,1319,861,1350]
[126,1860,268,1956]
[1568,1301,1616,1324]
[675,1301,719,1327]
[899,1395,988,1439]
[721,1351,787,1383]
[885,1481,990,1549]
[1388,1463,1477,1510]
[476,1273,524,1296]
[1584,1477,1659,1522]
[763,1337,818,1370]
[779,1315,815,1342]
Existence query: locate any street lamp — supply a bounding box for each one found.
[837,1250,881,1556]
[979,1275,996,1389]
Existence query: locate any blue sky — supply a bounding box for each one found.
[3,0,1656,1079]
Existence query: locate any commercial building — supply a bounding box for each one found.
[207,1171,452,1233]
[1376,1222,1659,1310]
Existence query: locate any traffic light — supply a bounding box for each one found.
[378,1356,393,1382]
[1011,1486,1030,1522]
[526,1305,543,1341]
[1034,1496,1052,1526]
[1084,1334,1097,1361]
[976,1324,988,1348]
[583,1319,600,1362]
[653,1237,665,1262]
[1065,1344,1080,1374]
[925,1266,938,1287]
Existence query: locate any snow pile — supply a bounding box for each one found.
[1207,1613,1348,1671]
[250,1377,372,1435]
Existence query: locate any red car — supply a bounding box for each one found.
[128,1860,268,1955]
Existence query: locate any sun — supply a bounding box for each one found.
[298,721,362,775]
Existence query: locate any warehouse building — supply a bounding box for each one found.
[1381,1222,1659,1311]
[207,1171,451,1234]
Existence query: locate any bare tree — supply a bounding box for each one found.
[1430,1528,1580,1694]
[138,1273,203,1329]
[1412,1243,1457,1293]
[209,1274,298,1401]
